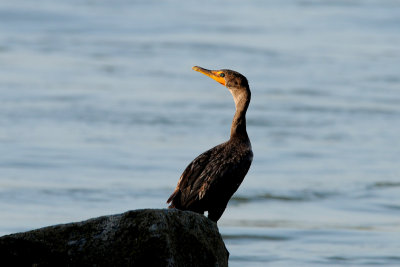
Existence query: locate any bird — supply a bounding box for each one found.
[166,66,253,222]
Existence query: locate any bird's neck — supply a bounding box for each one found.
[230,90,250,141]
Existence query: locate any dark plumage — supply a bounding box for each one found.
[167,66,253,222]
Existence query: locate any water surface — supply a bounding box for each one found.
[1,0,400,266]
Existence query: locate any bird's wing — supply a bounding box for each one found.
[194,148,252,202]
[167,144,223,207]
[168,143,252,209]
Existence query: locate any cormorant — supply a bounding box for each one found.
[167,66,253,222]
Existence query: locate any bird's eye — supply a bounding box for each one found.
[220,73,225,77]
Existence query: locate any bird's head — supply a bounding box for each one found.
[192,66,249,92]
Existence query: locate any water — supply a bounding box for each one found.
[1,0,400,265]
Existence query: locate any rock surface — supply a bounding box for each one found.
[0,209,228,267]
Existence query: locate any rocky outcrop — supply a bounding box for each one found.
[0,209,228,267]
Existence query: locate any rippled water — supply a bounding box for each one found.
[1,0,400,266]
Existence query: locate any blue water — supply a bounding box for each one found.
[1,0,400,266]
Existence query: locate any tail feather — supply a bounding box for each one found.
[167,188,180,208]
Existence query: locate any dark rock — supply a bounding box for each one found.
[0,209,228,267]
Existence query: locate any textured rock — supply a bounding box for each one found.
[0,209,228,267]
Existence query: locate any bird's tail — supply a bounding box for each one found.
[166,189,180,208]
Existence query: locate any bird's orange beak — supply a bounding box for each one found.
[192,66,226,86]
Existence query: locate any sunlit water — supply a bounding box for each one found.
[1,0,400,266]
